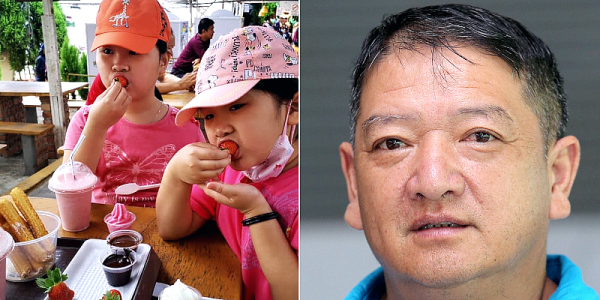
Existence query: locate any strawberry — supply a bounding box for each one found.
[219,141,238,155]
[114,76,128,87]
[36,268,74,300]
[101,289,122,300]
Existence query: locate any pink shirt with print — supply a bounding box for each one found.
[190,166,299,300]
[64,105,204,207]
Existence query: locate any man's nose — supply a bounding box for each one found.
[405,136,465,201]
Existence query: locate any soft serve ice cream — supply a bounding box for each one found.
[104,203,136,232]
[159,279,202,300]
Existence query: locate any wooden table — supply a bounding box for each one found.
[162,90,205,134]
[162,90,194,110]
[30,198,243,300]
[0,81,88,124]
[0,81,88,158]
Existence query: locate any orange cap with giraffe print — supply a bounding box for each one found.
[91,0,170,54]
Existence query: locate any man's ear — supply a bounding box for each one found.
[340,142,363,230]
[548,135,580,220]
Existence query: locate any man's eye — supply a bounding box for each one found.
[376,138,405,150]
[101,48,112,54]
[469,132,495,143]
[203,114,214,120]
[129,51,139,55]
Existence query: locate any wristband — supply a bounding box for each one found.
[241,212,279,226]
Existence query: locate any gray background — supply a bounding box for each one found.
[299,0,600,298]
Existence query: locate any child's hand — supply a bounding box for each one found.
[167,142,231,185]
[202,181,271,216]
[88,79,131,131]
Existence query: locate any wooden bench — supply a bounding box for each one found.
[22,96,42,123]
[0,121,54,175]
[22,96,85,123]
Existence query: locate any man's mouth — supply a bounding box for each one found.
[418,221,466,230]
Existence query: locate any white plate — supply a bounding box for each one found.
[152,282,227,300]
[47,239,150,300]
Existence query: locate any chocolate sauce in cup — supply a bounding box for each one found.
[100,250,136,286]
[106,229,142,252]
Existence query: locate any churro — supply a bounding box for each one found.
[0,196,50,276]
[0,198,37,278]
[0,213,10,233]
[7,247,34,278]
[10,188,53,254]
[10,187,47,238]
[0,196,35,242]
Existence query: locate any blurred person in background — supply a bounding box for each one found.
[170,17,214,78]
[35,43,46,82]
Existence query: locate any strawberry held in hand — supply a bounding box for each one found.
[219,141,238,155]
[36,268,74,300]
[101,289,122,300]
[113,76,128,87]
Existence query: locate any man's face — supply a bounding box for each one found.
[341,47,557,287]
[168,33,176,54]
[201,25,215,40]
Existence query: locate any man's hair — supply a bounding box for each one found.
[198,18,215,35]
[350,4,567,151]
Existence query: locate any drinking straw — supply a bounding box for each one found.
[70,134,86,180]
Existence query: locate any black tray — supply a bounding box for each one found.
[6,237,160,300]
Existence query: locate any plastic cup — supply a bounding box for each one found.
[104,203,137,234]
[48,161,97,232]
[0,230,15,300]
[5,211,60,282]
[100,250,137,287]
[158,280,202,300]
[106,230,143,252]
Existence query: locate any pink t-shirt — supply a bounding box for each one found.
[64,105,204,207]
[190,166,299,300]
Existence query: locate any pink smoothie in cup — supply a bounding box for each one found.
[48,161,97,232]
[0,230,15,300]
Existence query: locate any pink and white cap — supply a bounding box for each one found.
[175,26,299,126]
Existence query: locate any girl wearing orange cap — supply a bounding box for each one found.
[62,0,204,207]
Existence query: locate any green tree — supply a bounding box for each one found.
[29,2,67,66]
[0,0,67,75]
[59,36,88,100]
[59,36,78,80]
[0,0,30,73]
[261,3,279,26]
[78,52,88,99]
[244,3,280,27]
